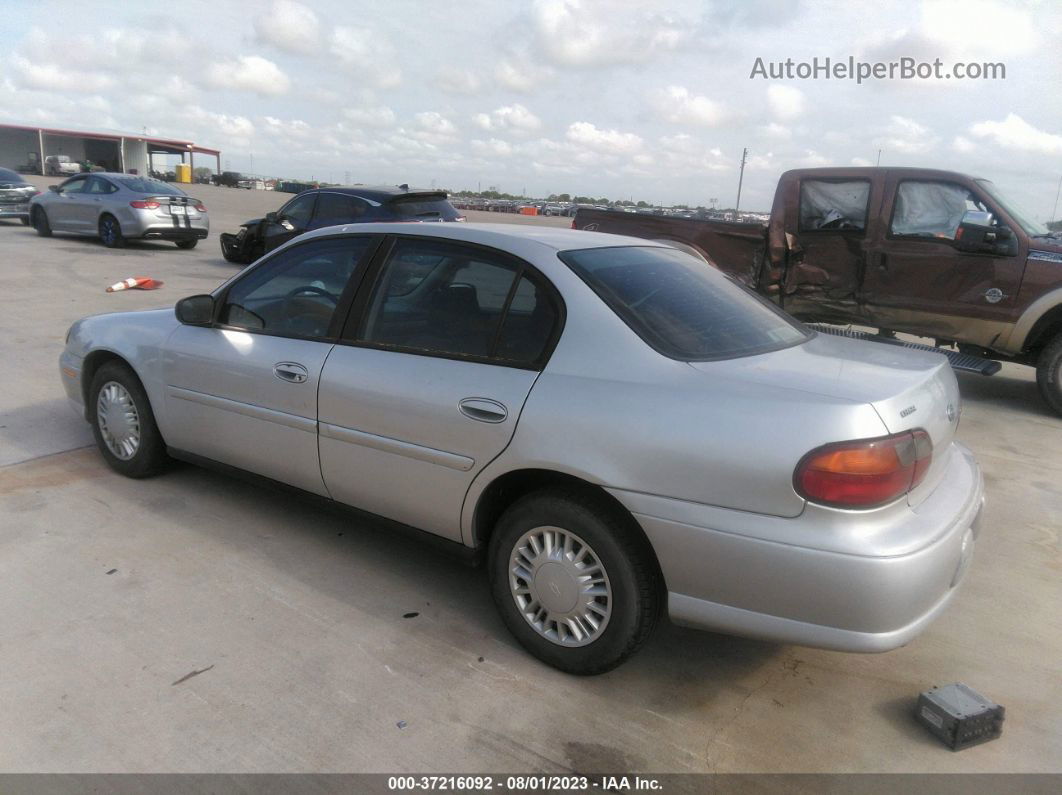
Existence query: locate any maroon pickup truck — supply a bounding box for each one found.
[574,167,1062,415]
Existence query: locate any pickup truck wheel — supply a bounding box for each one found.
[1035,332,1062,416]
[32,207,52,237]
[88,361,170,478]
[488,489,661,675]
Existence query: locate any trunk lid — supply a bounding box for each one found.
[689,333,960,506]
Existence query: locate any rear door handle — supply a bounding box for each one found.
[273,362,308,383]
[459,398,507,423]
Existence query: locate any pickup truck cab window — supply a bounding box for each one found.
[219,237,373,339]
[890,181,987,240]
[799,179,870,232]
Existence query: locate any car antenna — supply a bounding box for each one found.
[398,183,409,191]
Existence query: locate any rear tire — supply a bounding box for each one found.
[32,207,52,236]
[99,214,126,248]
[88,361,170,478]
[488,488,661,675]
[175,239,198,249]
[1035,332,1062,416]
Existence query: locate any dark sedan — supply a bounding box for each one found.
[0,167,39,224]
[220,185,464,264]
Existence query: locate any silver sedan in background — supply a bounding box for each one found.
[59,224,984,674]
[30,173,209,249]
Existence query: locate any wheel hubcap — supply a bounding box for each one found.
[509,526,612,647]
[96,381,141,460]
[102,220,115,243]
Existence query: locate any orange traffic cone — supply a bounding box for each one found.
[106,277,164,292]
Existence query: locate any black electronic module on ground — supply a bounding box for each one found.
[915,683,1005,750]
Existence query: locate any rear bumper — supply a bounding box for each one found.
[121,208,209,240]
[138,226,209,241]
[615,442,984,652]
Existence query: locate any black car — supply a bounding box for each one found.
[219,185,465,264]
[0,167,39,224]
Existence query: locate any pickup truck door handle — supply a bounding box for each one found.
[273,362,308,384]
[459,398,508,423]
[877,253,888,272]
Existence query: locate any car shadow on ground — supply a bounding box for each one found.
[956,370,1056,421]
[109,457,782,704]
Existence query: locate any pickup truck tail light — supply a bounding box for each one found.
[130,199,160,209]
[571,219,577,229]
[795,430,932,508]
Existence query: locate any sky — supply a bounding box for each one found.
[1,0,1061,216]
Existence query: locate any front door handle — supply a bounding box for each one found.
[459,398,507,423]
[273,362,308,384]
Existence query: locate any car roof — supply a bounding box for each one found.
[304,185,447,202]
[0,167,27,181]
[296,221,671,253]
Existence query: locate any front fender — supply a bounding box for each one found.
[1002,285,1062,353]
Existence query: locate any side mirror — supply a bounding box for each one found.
[265,211,279,223]
[175,294,215,325]
[955,210,1000,253]
[48,184,59,193]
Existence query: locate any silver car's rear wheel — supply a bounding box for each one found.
[96,381,141,460]
[509,526,612,647]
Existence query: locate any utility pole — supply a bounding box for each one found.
[876,149,882,166]
[735,147,748,211]
[1053,174,1062,223]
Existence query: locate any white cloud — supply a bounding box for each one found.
[254,0,321,55]
[952,136,977,154]
[472,138,515,157]
[851,156,874,166]
[766,85,804,120]
[531,0,692,67]
[969,114,1062,155]
[342,106,397,128]
[206,55,290,96]
[10,56,113,92]
[473,104,542,135]
[652,86,728,127]
[495,58,537,93]
[874,115,936,154]
[566,122,643,154]
[759,122,792,140]
[438,68,482,95]
[411,112,458,144]
[921,0,1036,57]
[331,27,401,88]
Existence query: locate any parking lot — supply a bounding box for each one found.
[1,177,1059,773]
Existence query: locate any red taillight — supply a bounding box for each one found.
[795,430,933,508]
[130,199,160,209]
[194,202,207,212]
[571,219,576,229]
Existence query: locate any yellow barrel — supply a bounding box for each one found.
[175,163,192,183]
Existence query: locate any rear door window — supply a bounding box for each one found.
[799,180,871,231]
[314,193,369,225]
[356,238,558,364]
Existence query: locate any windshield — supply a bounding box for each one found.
[116,177,187,196]
[976,179,1050,236]
[560,246,809,361]
[387,195,461,220]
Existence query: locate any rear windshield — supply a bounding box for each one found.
[115,177,187,196]
[386,195,461,220]
[560,246,809,361]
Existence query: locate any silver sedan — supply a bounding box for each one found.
[30,172,208,249]
[59,223,984,674]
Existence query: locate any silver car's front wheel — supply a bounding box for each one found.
[88,361,169,478]
[489,489,661,675]
[96,381,141,460]
[509,526,612,647]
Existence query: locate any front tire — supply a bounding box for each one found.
[1036,332,1062,416]
[175,239,198,249]
[488,489,661,675]
[88,361,169,478]
[99,214,126,248]
[32,207,52,236]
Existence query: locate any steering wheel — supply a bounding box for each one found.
[281,285,338,334]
